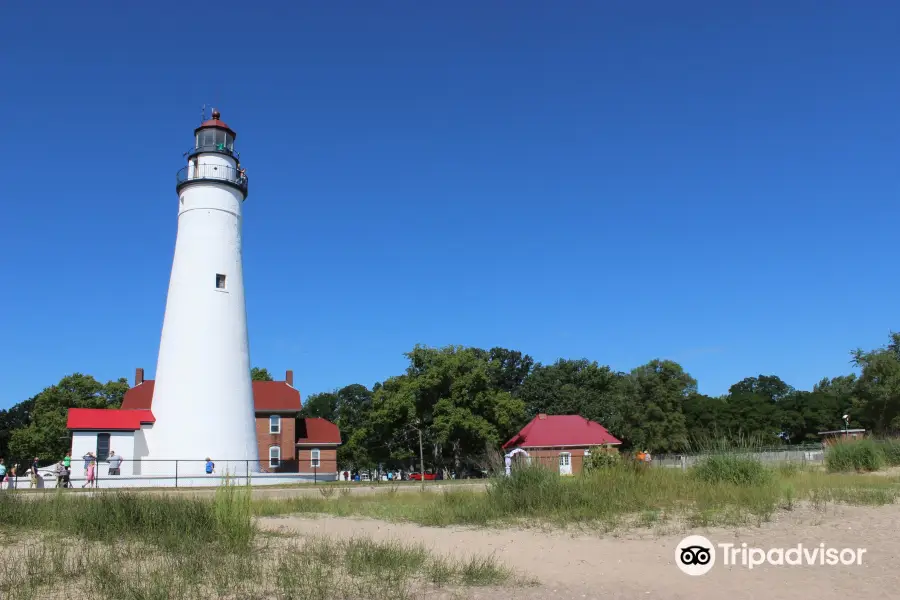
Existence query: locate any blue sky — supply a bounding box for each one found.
[2,1,899,407]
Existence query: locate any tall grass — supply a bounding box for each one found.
[255,460,900,530]
[822,438,900,472]
[0,480,255,552]
[693,454,774,486]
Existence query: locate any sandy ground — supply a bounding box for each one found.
[260,504,900,600]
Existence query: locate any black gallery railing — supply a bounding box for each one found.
[176,163,248,194]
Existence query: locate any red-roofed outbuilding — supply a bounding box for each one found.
[503,414,621,475]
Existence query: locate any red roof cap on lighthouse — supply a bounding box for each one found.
[194,108,236,138]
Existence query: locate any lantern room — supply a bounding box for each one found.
[191,109,237,156]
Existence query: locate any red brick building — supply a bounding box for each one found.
[120,368,340,473]
[502,414,621,475]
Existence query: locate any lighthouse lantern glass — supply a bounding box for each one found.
[195,130,234,153]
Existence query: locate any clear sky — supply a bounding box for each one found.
[1,1,898,408]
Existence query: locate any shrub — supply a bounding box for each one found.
[878,438,900,467]
[693,454,773,486]
[583,448,622,471]
[825,439,886,472]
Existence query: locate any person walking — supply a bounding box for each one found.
[82,452,93,476]
[205,458,215,475]
[82,458,96,489]
[0,459,6,492]
[55,462,66,488]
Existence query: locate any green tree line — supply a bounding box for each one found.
[5,334,900,467]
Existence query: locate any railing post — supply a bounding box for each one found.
[314,464,317,485]
[175,460,178,488]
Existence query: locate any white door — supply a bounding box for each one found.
[558,452,572,475]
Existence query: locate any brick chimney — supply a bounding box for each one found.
[285,370,294,386]
[135,368,144,386]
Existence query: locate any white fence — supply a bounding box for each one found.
[652,448,826,470]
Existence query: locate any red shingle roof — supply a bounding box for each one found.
[502,414,621,449]
[296,417,341,445]
[120,380,301,412]
[67,408,155,431]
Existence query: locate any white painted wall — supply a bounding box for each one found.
[144,131,258,476]
[70,431,136,477]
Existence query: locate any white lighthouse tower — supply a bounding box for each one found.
[144,109,259,476]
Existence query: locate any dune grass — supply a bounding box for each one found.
[0,534,515,600]
[825,438,900,472]
[254,459,900,530]
[0,482,516,600]
[0,479,254,552]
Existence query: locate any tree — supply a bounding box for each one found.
[300,392,338,421]
[301,385,375,469]
[367,345,527,471]
[517,359,625,435]
[851,333,900,434]
[618,360,693,452]
[0,398,36,459]
[682,393,726,442]
[476,347,534,393]
[251,367,274,381]
[8,374,128,463]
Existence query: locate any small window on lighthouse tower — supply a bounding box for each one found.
[215,274,227,290]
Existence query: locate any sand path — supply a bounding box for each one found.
[259,504,900,599]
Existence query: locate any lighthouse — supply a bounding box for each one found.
[144,110,259,475]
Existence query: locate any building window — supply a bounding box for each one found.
[215,274,226,290]
[269,446,280,468]
[310,448,320,468]
[96,433,111,462]
[269,415,281,434]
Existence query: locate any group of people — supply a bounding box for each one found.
[0,449,130,490]
[635,450,653,464]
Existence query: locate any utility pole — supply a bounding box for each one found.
[417,421,426,492]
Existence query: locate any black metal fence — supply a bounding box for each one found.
[1,458,473,490]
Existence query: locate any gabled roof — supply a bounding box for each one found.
[67,408,155,431]
[120,380,301,413]
[251,381,303,412]
[296,417,341,445]
[502,414,621,449]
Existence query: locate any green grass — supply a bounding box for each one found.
[254,461,900,530]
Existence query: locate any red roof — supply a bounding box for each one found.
[296,417,341,445]
[120,380,301,412]
[67,408,155,431]
[502,414,621,449]
[194,110,236,137]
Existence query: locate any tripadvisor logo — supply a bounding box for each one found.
[676,535,715,576]
[675,536,867,575]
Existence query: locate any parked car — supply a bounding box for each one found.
[408,472,436,481]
